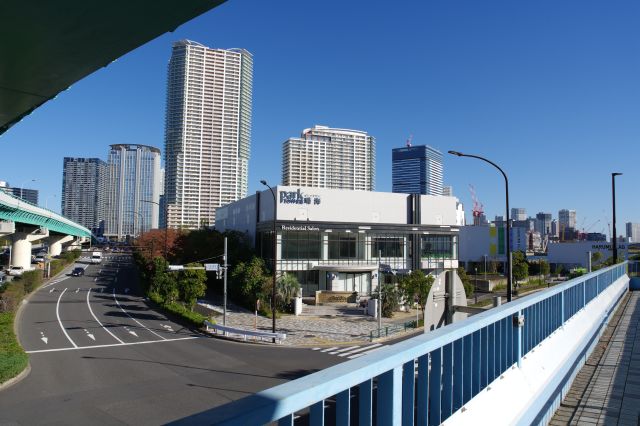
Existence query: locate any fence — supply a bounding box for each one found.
[190,262,628,425]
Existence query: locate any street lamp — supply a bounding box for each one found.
[45,194,56,210]
[19,179,36,201]
[449,150,513,302]
[127,211,144,238]
[260,180,277,339]
[612,173,622,264]
[142,199,167,259]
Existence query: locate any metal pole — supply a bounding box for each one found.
[378,249,382,330]
[223,237,228,327]
[612,173,622,264]
[261,180,278,340]
[447,151,512,302]
[164,201,168,259]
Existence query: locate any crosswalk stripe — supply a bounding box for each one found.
[311,347,322,351]
[320,347,339,353]
[337,343,382,357]
[348,345,384,359]
[329,346,360,355]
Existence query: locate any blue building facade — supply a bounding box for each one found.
[392,145,443,195]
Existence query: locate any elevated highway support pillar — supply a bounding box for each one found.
[48,235,74,257]
[11,230,49,269]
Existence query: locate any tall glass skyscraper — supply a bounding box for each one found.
[61,157,107,233]
[391,145,443,196]
[104,144,161,239]
[164,40,253,229]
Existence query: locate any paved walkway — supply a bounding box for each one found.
[199,298,422,346]
[551,292,640,425]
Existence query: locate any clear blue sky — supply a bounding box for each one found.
[2,0,638,235]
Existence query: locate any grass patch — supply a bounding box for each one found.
[470,298,494,308]
[0,312,28,385]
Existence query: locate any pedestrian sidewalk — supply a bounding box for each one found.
[199,298,421,346]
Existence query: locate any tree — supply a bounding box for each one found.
[275,273,301,311]
[178,263,207,309]
[150,257,178,303]
[400,270,434,319]
[230,256,269,308]
[457,267,474,297]
[512,251,529,282]
[377,283,401,318]
[540,260,550,277]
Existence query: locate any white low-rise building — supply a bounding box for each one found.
[216,186,464,296]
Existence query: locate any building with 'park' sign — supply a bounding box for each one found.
[215,186,465,297]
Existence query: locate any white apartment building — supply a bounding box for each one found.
[104,144,161,239]
[282,125,375,191]
[164,40,253,229]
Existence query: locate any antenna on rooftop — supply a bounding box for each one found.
[406,134,413,147]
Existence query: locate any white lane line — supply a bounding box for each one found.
[320,346,339,353]
[112,289,166,340]
[337,343,382,357]
[25,336,199,354]
[56,288,77,348]
[329,345,360,355]
[348,346,384,359]
[86,288,124,344]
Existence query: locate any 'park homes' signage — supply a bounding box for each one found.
[281,224,320,232]
[279,188,321,205]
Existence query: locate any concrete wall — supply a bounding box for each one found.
[547,241,629,268]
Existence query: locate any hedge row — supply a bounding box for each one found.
[148,291,206,328]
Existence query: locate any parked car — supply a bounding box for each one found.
[8,266,25,276]
[71,267,85,277]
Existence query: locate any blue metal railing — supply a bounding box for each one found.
[196,263,628,425]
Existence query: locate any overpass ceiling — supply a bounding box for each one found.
[0,0,226,135]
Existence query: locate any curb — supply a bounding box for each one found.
[0,362,30,391]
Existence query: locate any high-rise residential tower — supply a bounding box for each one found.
[282,125,375,191]
[164,40,253,229]
[626,223,640,243]
[511,208,527,221]
[61,157,107,232]
[104,144,161,239]
[392,145,442,196]
[535,212,552,237]
[559,209,577,230]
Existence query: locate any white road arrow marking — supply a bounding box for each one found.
[84,329,96,341]
[75,288,80,293]
[40,332,48,344]
[49,288,55,293]
[124,327,138,337]
[161,324,174,332]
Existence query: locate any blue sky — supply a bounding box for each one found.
[1,0,639,235]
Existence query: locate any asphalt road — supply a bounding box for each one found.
[0,255,342,425]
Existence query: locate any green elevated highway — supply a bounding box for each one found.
[1,189,91,270]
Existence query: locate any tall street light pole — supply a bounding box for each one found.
[260,180,277,340]
[612,173,622,264]
[142,199,168,259]
[449,150,513,302]
[20,179,36,201]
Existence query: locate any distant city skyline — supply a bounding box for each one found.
[0,1,637,229]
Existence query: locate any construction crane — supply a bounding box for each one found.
[468,184,484,226]
[585,219,600,233]
[406,134,413,147]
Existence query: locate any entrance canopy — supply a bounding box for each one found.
[0,0,226,134]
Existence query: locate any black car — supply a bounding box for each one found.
[71,267,85,277]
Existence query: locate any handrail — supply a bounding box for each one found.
[204,321,286,343]
[189,262,628,425]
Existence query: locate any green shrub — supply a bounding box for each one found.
[0,312,28,384]
[0,281,25,312]
[49,259,66,277]
[20,270,43,293]
[161,300,206,327]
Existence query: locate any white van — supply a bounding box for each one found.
[91,251,103,264]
